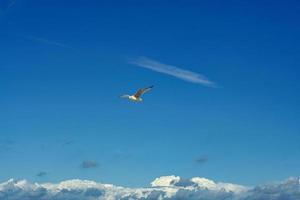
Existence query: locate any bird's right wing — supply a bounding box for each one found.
[134,85,154,98]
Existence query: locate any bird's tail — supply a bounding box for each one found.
[120,94,130,98]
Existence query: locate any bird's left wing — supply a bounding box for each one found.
[134,85,154,98]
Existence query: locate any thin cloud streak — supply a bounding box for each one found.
[130,57,216,87]
[25,36,74,50]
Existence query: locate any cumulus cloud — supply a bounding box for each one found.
[130,57,216,87]
[80,160,98,169]
[0,175,299,200]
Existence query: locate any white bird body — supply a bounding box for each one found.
[129,95,142,102]
[121,86,153,102]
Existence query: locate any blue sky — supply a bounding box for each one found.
[0,0,300,188]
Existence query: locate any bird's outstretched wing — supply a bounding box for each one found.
[134,85,154,98]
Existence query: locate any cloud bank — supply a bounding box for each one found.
[130,57,216,87]
[1,175,299,200]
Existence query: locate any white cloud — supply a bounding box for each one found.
[151,175,181,187]
[0,176,299,200]
[130,57,216,87]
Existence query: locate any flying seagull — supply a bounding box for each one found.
[121,85,154,102]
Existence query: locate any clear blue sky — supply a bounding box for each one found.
[0,0,299,187]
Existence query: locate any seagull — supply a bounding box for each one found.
[120,85,154,102]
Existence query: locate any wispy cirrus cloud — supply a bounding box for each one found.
[130,57,216,87]
[25,36,74,50]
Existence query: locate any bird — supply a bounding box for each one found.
[120,85,154,102]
